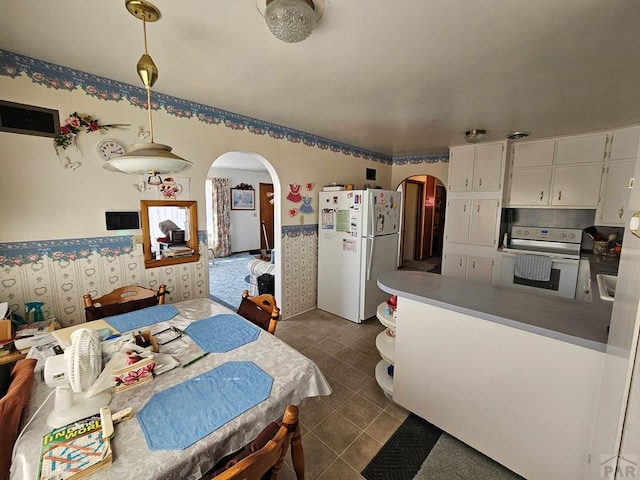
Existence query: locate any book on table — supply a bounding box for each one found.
[38,413,112,480]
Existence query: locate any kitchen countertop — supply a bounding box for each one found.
[378,271,612,351]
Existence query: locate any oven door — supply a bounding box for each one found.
[500,252,579,299]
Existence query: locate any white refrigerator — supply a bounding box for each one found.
[317,189,401,323]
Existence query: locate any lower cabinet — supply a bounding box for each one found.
[442,253,494,283]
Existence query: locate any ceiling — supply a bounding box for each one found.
[2,0,640,157]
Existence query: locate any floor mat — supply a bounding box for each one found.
[361,413,442,480]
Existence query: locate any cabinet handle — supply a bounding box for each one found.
[463,204,466,212]
[620,207,625,219]
[477,204,480,213]
[479,178,483,187]
[540,191,544,201]
[558,190,562,201]
[465,179,468,188]
[459,259,463,267]
[472,259,476,268]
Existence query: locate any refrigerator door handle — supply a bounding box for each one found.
[369,194,376,237]
[366,237,375,281]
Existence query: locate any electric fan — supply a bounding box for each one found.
[44,328,112,428]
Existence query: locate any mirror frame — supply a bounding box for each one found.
[140,200,200,269]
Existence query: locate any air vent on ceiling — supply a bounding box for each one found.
[506,131,530,140]
[0,100,60,138]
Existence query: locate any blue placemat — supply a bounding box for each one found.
[105,304,179,332]
[184,313,260,353]
[137,361,273,450]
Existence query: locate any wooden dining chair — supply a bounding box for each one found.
[236,289,279,334]
[208,404,304,480]
[83,284,167,322]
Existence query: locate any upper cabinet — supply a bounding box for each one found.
[449,142,505,193]
[596,126,640,226]
[506,132,608,208]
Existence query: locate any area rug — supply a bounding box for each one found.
[361,414,442,480]
[209,252,254,310]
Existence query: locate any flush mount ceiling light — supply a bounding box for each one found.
[104,0,192,175]
[506,131,531,140]
[464,129,487,144]
[256,0,324,43]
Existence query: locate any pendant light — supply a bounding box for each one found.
[104,0,192,175]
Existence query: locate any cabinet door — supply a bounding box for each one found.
[610,128,640,161]
[445,199,471,244]
[508,167,552,206]
[555,133,607,165]
[469,199,499,247]
[600,160,635,224]
[551,164,603,206]
[466,255,494,283]
[448,146,475,192]
[474,143,504,192]
[512,140,555,168]
[442,252,467,279]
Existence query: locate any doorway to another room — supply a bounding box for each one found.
[399,175,446,273]
[206,152,279,310]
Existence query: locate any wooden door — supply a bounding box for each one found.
[402,181,421,261]
[432,185,446,258]
[259,183,274,251]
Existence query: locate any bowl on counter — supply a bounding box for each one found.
[596,274,617,302]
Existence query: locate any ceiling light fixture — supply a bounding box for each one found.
[104,0,192,176]
[464,129,487,144]
[257,0,324,43]
[506,131,531,140]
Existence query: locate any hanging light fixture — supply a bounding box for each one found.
[104,0,192,175]
[257,0,324,43]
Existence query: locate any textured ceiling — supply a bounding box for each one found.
[2,0,640,156]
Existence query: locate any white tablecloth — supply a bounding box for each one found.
[11,298,331,480]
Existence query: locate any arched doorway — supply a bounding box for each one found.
[205,152,282,309]
[397,174,446,273]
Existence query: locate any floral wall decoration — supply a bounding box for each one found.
[140,176,190,200]
[54,112,128,171]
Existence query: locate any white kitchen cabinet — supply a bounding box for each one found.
[445,199,471,244]
[609,127,640,161]
[550,163,603,207]
[442,252,467,279]
[466,255,494,283]
[448,146,476,192]
[511,140,555,168]
[469,199,499,246]
[449,142,505,193]
[507,167,552,206]
[474,143,504,192]
[599,159,636,225]
[555,133,607,165]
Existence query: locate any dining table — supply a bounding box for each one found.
[11,298,332,480]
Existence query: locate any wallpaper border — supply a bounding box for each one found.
[0,231,209,267]
[281,225,317,237]
[0,49,448,166]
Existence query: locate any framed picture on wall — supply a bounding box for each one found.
[230,188,255,210]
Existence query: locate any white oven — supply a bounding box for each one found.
[500,227,582,299]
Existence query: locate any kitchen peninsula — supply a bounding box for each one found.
[378,270,611,480]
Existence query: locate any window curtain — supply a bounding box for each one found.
[211,178,231,258]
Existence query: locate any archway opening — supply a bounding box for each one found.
[205,152,282,310]
[397,174,446,273]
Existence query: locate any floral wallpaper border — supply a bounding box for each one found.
[281,224,317,237]
[0,231,209,267]
[0,49,448,166]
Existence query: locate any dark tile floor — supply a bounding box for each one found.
[275,308,409,479]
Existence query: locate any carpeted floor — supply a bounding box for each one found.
[209,252,254,310]
[362,413,523,480]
